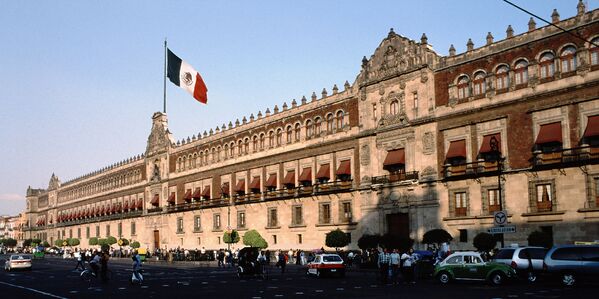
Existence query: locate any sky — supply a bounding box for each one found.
[0,0,596,216]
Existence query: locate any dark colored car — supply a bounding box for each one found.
[543,245,599,286]
[236,247,267,279]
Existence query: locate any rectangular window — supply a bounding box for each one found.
[197,237,201,245]
[131,222,136,236]
[86,227,90,239]
[106,225,110,237]
[217,236,221,244]
[69,229,72,239]
[536,183,553,212]
[459,229,468,242]
[293,205,303,226]
[341,202,352,223]
[298,234,303,244]
[118,223,122,237]
[273,235,277,244]
[373,104,377,120]
[268,208,278,227]
[595,178,599,206]
[320,203,331,224]
[213,214,221,230]
[488,189,500,214]
[177,217,184,233]
[194,216,201,232]
[96,226,100,237]
[77,228,81,239]
[238,211,246,228]
[454,192,467,217]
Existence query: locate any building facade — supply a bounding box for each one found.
[23,3,599,251]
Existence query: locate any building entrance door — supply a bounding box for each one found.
[153,230,160,250]
[386,213,409,239]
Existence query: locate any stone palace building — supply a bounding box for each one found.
[23,2,599,251]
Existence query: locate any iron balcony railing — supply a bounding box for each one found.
[371,171,419,184]
[532,145,599,167]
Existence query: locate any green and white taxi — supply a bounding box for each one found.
[434,251,516,285]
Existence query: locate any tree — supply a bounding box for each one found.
[358,234,382,250]
[473,232,497,252]
[223,230,240,244]
[54,239,64,247]
[42,241,50,248]
[118,238,130,246]
[32,238,42,245]
[68,238,80,247]
[528,230,553,248]
[242,230,268,249]
[3,238,17,247]
[380,234,414,252]
[131,241,141,249]
[89,237,99,246]
[422,229,453,248]
[325,229,350,251]
[98,238,108,246]
[23,239,32,247]
[106,236,117,246]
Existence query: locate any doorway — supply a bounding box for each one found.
[153,230,160,250]
[386,213,410,239]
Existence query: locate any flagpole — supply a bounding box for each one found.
[163,38,167,114]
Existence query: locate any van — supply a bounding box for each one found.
[493,246,547,282]
[543,245,599,286]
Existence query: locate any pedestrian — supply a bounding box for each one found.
[100,249,110,282]
[296,250,301,265]
[401,248,416,284]
[347,251,354,268]
[377,248,390,285]
[300,251,306,265]
[217,250,225,268]
[389,249,401,285]
[278,251,286,274]
[74,249,85,271]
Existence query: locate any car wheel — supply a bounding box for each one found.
[236,267,243,278]
[527,272,537,283]
[561,273,575,286]
[316,269,321,278]
[438,271,451,284]
[490,272,505,286]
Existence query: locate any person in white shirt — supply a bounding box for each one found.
[401,248,417,283]
[389,249,401,285]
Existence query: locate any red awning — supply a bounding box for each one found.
[479,133,501,154]
[201,185,211,197]
[192,187,202,199]
[137,198,143,209]
[151,194,159,205]
[584,115,599,138]
[446,140,467,159]
[298,167,312,182]
[234,179,245,192]
[265,174,277,187]
[249,176,261,190]
[221,182,230,195]
[111,204,116,213]
[336,160,351,176]
[283,170,295,185]
[184,189,192,201]
[167,192,176,203]
[536,122,562,144]
[383,149,405,166]
[124,201,129,211]
[316,164,330,179]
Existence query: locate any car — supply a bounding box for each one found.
[492,246,548,282]
[543,245,599,286]
[307,253,345,278]
[433,251,517,285]
[4,254,32,271]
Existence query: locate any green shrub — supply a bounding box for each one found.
[106,236,117,245]
[242,230,268,249]
[527,230,553,248]
[67,238,80,246]
[89,237,99,246]
[473,232,497,252]
[422,229,453,247]
[358,234,381,250]
[325,229,350,250]
[224,230,240,244]
[131,241,141,249]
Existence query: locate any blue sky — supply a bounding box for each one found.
[0,0,594,215]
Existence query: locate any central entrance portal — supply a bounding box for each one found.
[153,230,160,250]
[386,213,409,239]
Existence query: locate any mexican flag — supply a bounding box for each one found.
[167,49,208,104]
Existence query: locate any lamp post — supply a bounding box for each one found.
[489,136,505,248]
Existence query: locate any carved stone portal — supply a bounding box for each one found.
[360,144,370,166]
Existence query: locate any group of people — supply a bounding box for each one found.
[70,247,143,283]
[377,248,419,285]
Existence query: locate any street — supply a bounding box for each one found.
[0,255,597,298]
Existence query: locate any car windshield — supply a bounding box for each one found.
[323,256,342,262]
[518,248,547,259]
[494,249,515,259]
[445,255,462,264]
[11,255,29,260]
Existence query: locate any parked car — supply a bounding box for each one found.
[434,251,517,285]
[4,254,32,271]
[307,253,345,278]
[493,246,548,282]
[543,245,599,286]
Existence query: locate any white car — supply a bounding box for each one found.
[4,254,32,271]
[307,253,345,277]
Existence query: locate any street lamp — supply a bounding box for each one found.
[489,136,505,248]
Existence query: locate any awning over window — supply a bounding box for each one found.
[383,149,405,167]
[137,198,143,209]
[265,174,277,187]
[234,179,245,192]
[184,189,192,201]
[167,192,176,203]
[249,176,261,190]
[124,201,129,210]
[298,167,312,182]
[151,194,159,205]
[283,170,295,185]
[111,204,116,213]
[446,140,467,159]
[316,164,330,179]
[336,160,351,175]
[221,182,230,196]
[535,122,562,144]
[584,115,599,138]
[192,187,202,199]
[201,185,211,197]
[478,133,501,154]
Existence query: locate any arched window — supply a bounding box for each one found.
[181,156,186,171]
[237,140,243,155]
[230,142,235,157]
[390,100,399,115]
[244,138,249,154]
[268,131,274,148]
[495,65,509,90]
[259,133,265,150]
[314,117,322,135]
[336,110,344,129]
[591,37,599,66]
[472,71,486,96]
[457,75,470,99]
[326,114,334,132]
[560,46,577,73]
[286,126,293,143]
[216,146,221,162]
[294,123,301,141]
[306,120,313,138]
[539,52,555,79]
[253,136,258,152]
[191,154,196,168]
[276,128,282,146]
[514,59,528,85]
[204,150,208,164]
[224,144,229,159]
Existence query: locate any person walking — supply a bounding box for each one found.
[74,250,85,271]
[132,250,143,283]
[278,251,287,274]
[377,249,390,285]
[100,249,110,283]
[389,249,401,285]
[401,248,416,284]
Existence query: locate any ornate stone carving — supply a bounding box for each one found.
[422,132,434,154]
[146,112,173,157]
[379,113,409,127]
[48,173,60,190]
[360,144,370,166]
[420,70,428,83]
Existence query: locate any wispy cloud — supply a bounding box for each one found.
[0,193,24,201]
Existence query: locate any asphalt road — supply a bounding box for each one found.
[0,254,597,298]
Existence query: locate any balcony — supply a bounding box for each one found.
[313,180,353,194]
[55,210,143,227]
[532,145,599,169]
[371,171,419,185]
[443,161,499,180]
[165,198,231,213]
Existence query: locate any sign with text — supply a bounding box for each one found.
[488,226,516,234]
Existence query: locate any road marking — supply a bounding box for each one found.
[336,288,344,291]
[315,290,324,293]
[295,292,304,295]
[274,295,284,297]
[118,287,126,290]
[0,281,68,299]
[162,284,170,287]
[354,286,362,289]
[267,286,278,289]
[69,291,78,294]
[252,297,262,299]
[201,281,209,284]
[141,286,149,289]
